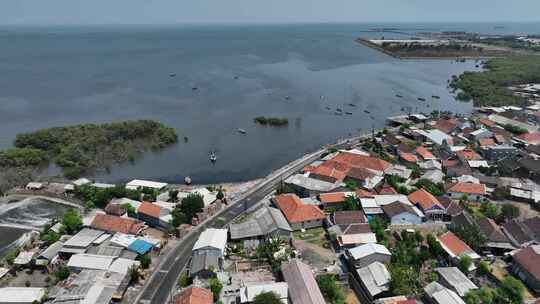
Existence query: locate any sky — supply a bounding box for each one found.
[1,0,539,25]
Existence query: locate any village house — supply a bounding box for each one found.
[284,174,339,197]
[511,245,540,293]
[502,217,540,247]
[318,191,351,209]
[437,232,480,270]
[239,282,289,304]
[355,261,392,301]
[346,243,392,269]
[173,286,213,304]
[327,211,376,249]
[382,201,423,225]
[423,282,466,304]
[477,218,515,253]
[228,206,292,245]
[435,267,478,297]
[189,228,227,278]
[0,287,47,304]
[125,179,168,191]
[408,189,445,221]
[447,182,487,201]
[281,259,326,304]
[272,194,326,230]
[90,214,145,235]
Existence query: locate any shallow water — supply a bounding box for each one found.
[0,23,538,184]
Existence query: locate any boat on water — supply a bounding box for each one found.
[183,136,189,142]
[334,112,343,116]
[418,97,426,101]
[364,110,370,114]
[336,108,342,112]
[210,152,217,163]
[325,106,331,110]
[237,128,247,134]
[192,87,198,91]
[432,95,441,99]
[184,176,192,185]
[285,96,290,100]
[348,103,356,107]
[169,73,176,77]
[345,112,353,115]
[396,94,403,98]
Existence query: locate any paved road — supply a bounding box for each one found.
[136,136,365,304]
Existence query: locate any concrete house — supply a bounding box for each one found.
[189,228,228,278]
[346,243,392,269]
[408,189,445,221]
[355,262,392,301]
[512,245,540,293]
[447,182,486,201]
[435,267,478,297]
[437,232,480,270]
[424,282,466,304]
[229,206,292,243]
[281,259,326,304]
[382,201,423,225]
[272,194,326,231]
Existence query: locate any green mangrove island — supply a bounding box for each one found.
[0,120,178,181]
[450,55,540,107]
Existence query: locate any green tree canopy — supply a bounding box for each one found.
[316,274,345,304]
[458,255,473,274]
[209,278,223,302]
[253,292,283,304]
[455,224,487,252]
[62,209,82,234]
[500,204,520,221]
[171,193,205,227]
[497,276,525,304]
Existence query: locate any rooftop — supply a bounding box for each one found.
[192,228,228,254]
[67,254,115,271]
[356,262,391,297]
[126,179,168,190]
[281,259,326,304]
[63,228,105,248]
[512,245,540,282]
[91,214,144,235]
[435,267,478,297]
[347,243,391,260]
[437,231,480,260]
[174,286,213,304]
[229,206,292,240]
[0,287,46,303]
[273,194,326,223]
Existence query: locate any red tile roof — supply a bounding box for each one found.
[478,138,496,147]
[273,194,326,223]
[456,149,482,161]
[333,211,367,225]
[434,119,458,134]
[437,231,476,258]
[408,188,443,211]
[331,152,391,173]
[138,202,161,218]
[399,152,419,163]
[378,184,398,195]
[319,192,347,204]
[303,162,348,182]
[513,246,540,282]
[518,132,540,145]
[91,214,144,235]
[346,167,377,181]
[448,183,486,195]
[173,286,213,304]
[415,146,436,160]
[104,203,126,216]
[479,118,496,128]
[356,189,375,198]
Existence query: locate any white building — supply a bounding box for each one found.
[126,179,168,191]
[192,228,228,256]
[0,287,46,304]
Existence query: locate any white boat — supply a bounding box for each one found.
[210,152,217,162]
[237,128,247,134]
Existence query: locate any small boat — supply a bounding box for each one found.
[325,106,331,110]
[169,73,176,77]
[184,176,192,185]
[192,87,198,91]
[396,94,403,98]
[320,95,325,100]
[345,112,353,115]
[369,116,375,120]
[432,95,440,99]
[234,76,239,80]
[334,112,343,116]
[183,136,189,143]
[348,103,356,107]
[210,152,217,163]
[418,97,426,101]
[237,128,247,134]
[336,108,342,112]
[285,96,290,100]
[364,110,370,114]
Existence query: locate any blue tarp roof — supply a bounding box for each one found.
[127,239,153,255]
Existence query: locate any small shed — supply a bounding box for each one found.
[127,239,153,255]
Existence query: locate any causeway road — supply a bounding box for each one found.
[136,137,362,304]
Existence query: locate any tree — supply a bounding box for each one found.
[62,209,82,234]
[129,265,140,284]
[171,194,204,227]
[426,233,444,257]
[464,287,496,304]
[389,265,420,295]
[169,190,179,203]
[253,292,283,304]
[345,180,357,190]
[316,274,345,304]
[414,179,444,196]
[458,255,473,274]
[480,201,500,219]
[344,195,359,211]
[216,189,225,201]
[209,277,223,302]
[54,266,70,282]
[177,273,193,288]
[137,254,151,269]
[477,261,491,277]
[500,204,520,221]
[41,231,60,245]
[455,224,487,252]
[497,276,524,304]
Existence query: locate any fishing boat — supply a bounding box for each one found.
[334,111,343,116]
[237,128,247,134]
[364,110,370,114]
[192,87,198,91]
[210,152,217,163]
[285,96,290,100]
[418,97,426,101]
[169,73,176,77]
[348,103,356,107]
[336,108,342,112]
[396,94,403,98]
[184,176,192,185]
[345,112,353,115]
[183,136,189,143]
[325,106,331,110]
[432,95,441,99]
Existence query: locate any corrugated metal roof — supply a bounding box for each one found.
[281,259,325,304]
[63,228,104,248]
[192,229,228,254]
[229,207,292,240]
[67,254,115,271]
[357,262,391,297]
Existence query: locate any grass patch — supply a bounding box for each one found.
[293,227,328,247]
